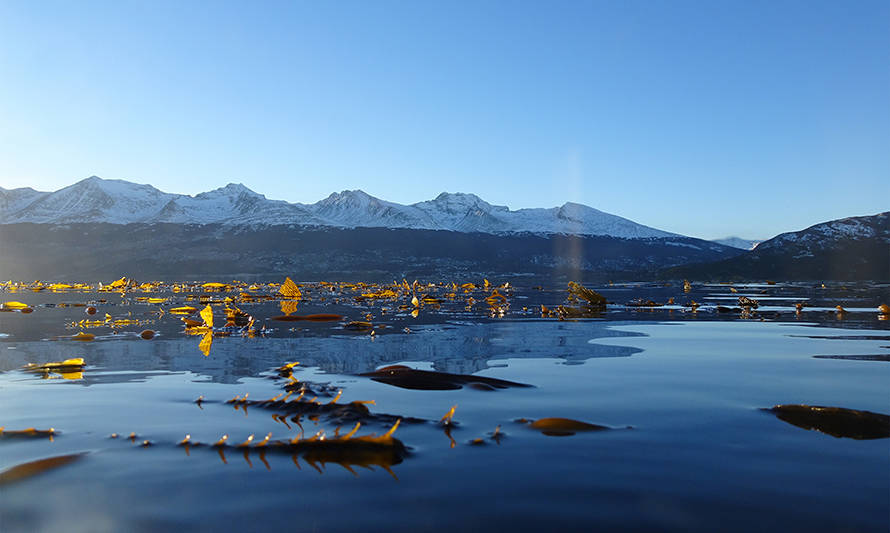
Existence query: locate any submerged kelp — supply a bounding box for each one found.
[0,453,86,486]
[764,405,890,439]
[360,365,533,391]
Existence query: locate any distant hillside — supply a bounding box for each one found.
[664,212,889,281]
[710,236,760,250]
[0,223,741,282]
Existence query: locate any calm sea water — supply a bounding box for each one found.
[1,281,888,532]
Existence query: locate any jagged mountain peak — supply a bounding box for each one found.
[195,182,264,200]
[0,177,683,239]
[321,189,376,202]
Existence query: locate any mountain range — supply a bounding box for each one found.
[0,176,677,239]
[0,177,885,281]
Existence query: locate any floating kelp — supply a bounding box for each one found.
[223,392,421,425]
[360,365,533,391]
[0,427,58,440]
[1,301,31,310]
[23,358,84,373]
[764,405,890,439]
[169,306,198,315]
[738,296,759,308]
[518,417,611,437]
[169,421,408,475]
[567,281,607,306]
[0,453,86,486]
[278,277,302,299]
[812,354,890,362]
[546,305,604,320]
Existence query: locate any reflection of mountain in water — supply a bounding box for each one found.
[0,321,644,384]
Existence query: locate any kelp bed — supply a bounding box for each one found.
[1,278,889,532]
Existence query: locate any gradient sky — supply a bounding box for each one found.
[0,1,887,240]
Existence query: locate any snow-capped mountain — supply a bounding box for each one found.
[667,212,889,280]
[754,212,889,253]
[0,176,678,239]
[711,236,760,250]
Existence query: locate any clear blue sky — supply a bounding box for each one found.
[1,1,887,240]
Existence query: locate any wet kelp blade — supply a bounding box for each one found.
[360,365,532,391]
[525,417,610,437]
[278,277,302,299]
[199,305,214,328]
[0,453,86,486]
[765,405,890,439]
[567,281,607,306]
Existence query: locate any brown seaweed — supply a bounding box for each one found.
[567,281,607,306]
[0,453,86,486]
[0,427,59,440]
[812,354,890,362]
[360,365,533,391]
[176,421,409,475]
[520,417,610,437]
[764,405,890,439]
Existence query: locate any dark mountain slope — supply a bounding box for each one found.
[662,212,889,281]
[0,223,741,282]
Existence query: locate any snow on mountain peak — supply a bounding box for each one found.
[0,177,684,238]
[195,182,263,199]
[319,189,376,207]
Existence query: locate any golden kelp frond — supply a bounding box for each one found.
[23,358,85,373]
[199,305,214,328]
[360,289,399,300]
[279,277,302,299]
[170,306,198,315]
[106,277,128,289]
[485,290,507,306]
[440,405,457,425]
[277,361,300,374]
[524,417,610,436]
[0,427,58,439]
